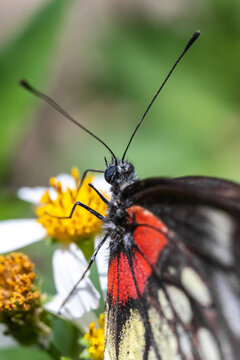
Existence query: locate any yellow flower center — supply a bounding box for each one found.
[36,167,108,243]
[84,313,104,360]
[0,253,40,312]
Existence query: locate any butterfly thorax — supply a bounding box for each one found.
[104,159,137,254]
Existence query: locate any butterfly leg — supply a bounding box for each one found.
[78,168,105,190]
[45,201,105,221]
[44,169,106,220]
[81,233,109,278]
[58,233,109,314]
[88,183,109,205]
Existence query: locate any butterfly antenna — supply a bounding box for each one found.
[19,80,117,161]
[122,30,200,162]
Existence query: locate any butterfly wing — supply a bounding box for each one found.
[104,176,240,360]
[129,176,240,271]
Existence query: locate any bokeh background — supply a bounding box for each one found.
[0,0,239,359]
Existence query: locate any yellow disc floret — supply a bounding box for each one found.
[36,167,108,243]
[0,253,40,312]
[84,313,104,360]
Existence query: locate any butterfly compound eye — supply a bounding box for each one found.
[126,163,134,175]
[104,166,117,184]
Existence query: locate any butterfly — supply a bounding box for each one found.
[20,30,240,360]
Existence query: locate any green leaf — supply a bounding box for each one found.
[79,348,90,359]
[0,347,51,360]
[0,0,70,182]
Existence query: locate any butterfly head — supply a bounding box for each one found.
[104,158,136,189]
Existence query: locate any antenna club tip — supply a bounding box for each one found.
[19,78,26,85]
[185,29,201,51]
[193,30,201,39]
[19,79,31,90]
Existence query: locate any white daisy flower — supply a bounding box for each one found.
[0,168,110,332]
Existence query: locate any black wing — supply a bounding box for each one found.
[124,176,240,271]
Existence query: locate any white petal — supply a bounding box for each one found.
[44,295,97,332]
[17,173,76,205]
[51,244,100,318]
[94,234,109,298]
[71,311,98,332]
[17,186,48,204]
[44,294,64,314]
[92,175,111,195]
[0,219,46,253]
[18,185,58,203]
[48,188,58,201]
[55,174,76,191]
[0,325,17,348]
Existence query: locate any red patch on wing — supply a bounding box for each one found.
[107,205,168,304]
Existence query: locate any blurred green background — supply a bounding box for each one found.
[0,0,239,358]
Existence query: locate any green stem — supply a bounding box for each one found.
[38,341,63,360]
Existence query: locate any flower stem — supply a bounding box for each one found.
[38,341,62,360]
